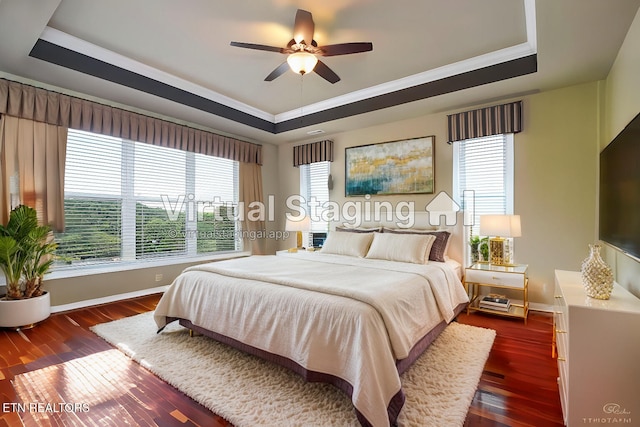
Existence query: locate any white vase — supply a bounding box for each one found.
[0,291,51,329]
[581,244,614,300]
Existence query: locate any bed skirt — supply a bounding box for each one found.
[166,301,467,427]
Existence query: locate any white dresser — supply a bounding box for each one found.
[554,270,640,426]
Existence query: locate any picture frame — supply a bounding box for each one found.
[345,135,435,196]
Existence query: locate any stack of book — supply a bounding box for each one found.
[479,294,511,312]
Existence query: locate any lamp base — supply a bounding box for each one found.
[489,237,515,266]
[286,231,305,253]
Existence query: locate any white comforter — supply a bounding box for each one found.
[154,252,468,427]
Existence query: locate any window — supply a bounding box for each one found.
[300,161,330,246]
[453,134,514,234]
[54,129,240,270]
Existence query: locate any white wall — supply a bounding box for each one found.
[276,82,600,307]
[604,7,640,147]
[258,142,281,255]
[514,83,599,305]
[601,7,640,297]
[277,111,452,251]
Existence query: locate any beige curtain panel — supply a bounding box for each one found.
[239,161,266,255]
[0,79,262,165]
[0,115,67,230]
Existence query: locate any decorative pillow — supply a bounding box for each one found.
[365,232,436,264]
[335,226,381,233]
[320,231,373,257]
[382,228,451,262]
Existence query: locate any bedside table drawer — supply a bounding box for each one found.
[465,269,526,288]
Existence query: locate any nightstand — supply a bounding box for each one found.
[464,263,529,322]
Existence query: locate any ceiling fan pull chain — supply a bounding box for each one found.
[299,73,304,127]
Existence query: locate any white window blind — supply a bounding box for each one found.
[55,129,240,270]
[300,161,330,235]
[453,134,514,234]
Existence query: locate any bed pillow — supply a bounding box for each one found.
[320,231,373,257]
[365,232,436,264]
[382,228,451,262]
[335,226,381,233]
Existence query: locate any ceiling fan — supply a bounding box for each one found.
[230,9,373,84]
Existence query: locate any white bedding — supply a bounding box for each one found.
[445,257,463,280]
[154,253,468,427]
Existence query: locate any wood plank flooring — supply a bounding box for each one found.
[459,311,564,427]
[0,294,563,426]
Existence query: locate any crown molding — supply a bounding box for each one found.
[39,27,276,123]
[34,0,537,132]
[275,42,536,123]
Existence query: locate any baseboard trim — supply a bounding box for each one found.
[51,285,169,314]
[51,287,557,316]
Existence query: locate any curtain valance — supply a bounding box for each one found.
[447,101,523,144]
[0,79,262,164]
[293,140,333,167]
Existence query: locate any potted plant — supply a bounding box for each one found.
[0,205,57,329]
[469,235,489,263]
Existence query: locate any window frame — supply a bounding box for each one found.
[299,161,331,246]
[453,133,515,233]
[54,129,242,273]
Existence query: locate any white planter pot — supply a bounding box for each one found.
[0,291,51,329]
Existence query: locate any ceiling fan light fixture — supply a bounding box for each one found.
[230,9,372,83]
[287,51,318,75]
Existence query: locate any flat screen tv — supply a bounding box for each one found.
[599,111,640,259]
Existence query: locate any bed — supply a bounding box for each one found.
[154,217,469,427]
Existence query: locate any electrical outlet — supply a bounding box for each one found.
[155,273,163,282]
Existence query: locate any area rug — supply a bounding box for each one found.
[91,312,495,426]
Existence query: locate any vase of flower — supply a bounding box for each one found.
[580,244,614,300]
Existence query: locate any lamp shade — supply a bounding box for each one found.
[287,52,318,75]
[285,216,311,232]
[479,215,521,237]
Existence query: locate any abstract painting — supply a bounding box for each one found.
[345,136,435,196]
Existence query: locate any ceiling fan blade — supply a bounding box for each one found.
[264,62,291,81]
[319,42,373,57]
[293,9,315,44]
[230,41,286,54]
[313,60,340,84]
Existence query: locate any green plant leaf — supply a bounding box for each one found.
[6,205,39,239]
[0,205,56,298]
[0,235,21,286]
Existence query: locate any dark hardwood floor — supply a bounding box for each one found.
[459,311,564,427]
[0,294,563,427]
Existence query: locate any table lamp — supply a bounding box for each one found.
[479,215,521,265]
[285,216,311,252]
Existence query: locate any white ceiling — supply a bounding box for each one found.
[0,0,639,145]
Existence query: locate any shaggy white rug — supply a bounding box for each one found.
[91,312,495,427]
